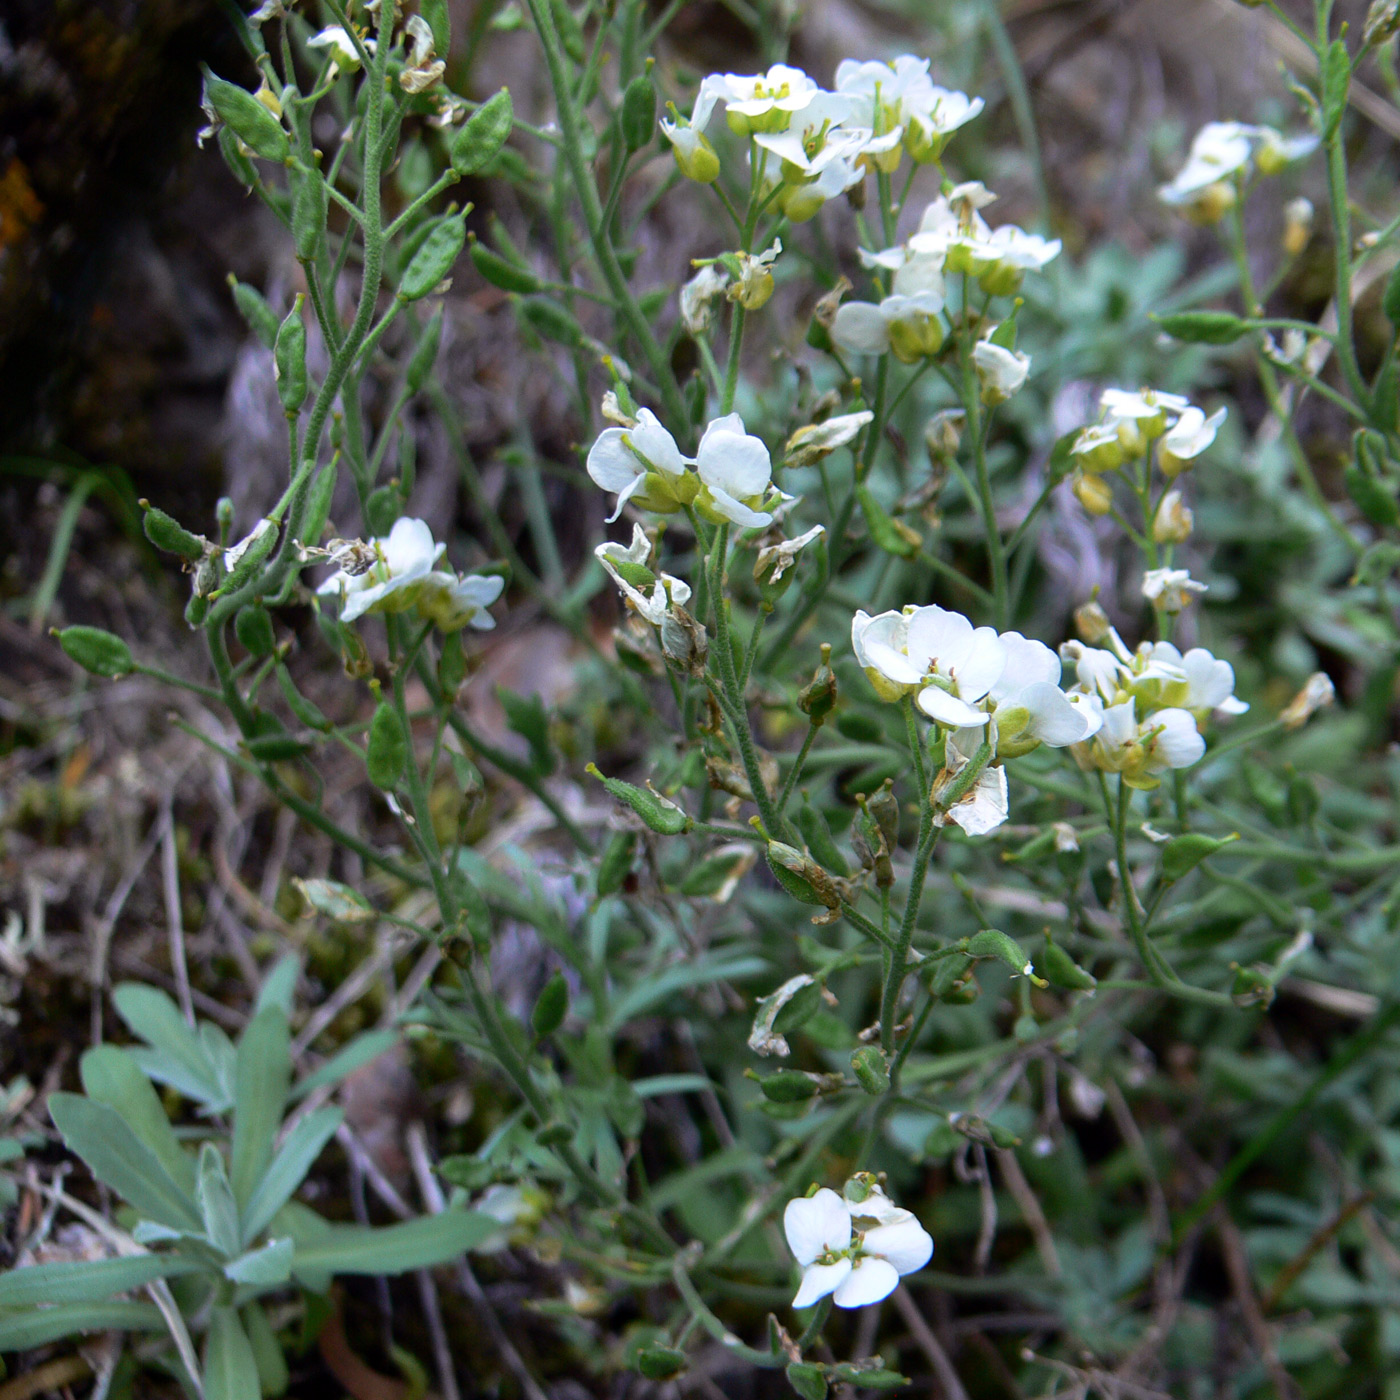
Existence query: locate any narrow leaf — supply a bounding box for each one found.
[49,1094,202,1231]
[79,1045,195,1194]
[112,983,220,1103]
[224,1236,294,1286]
[198,1143,243,1259]
[242,1106,343,1246]
[289,1211,500,1281]
[231,1007,291,1212]
[290,1031,398,1102]
[0,1301,165,1351]
[204,1305,261,1400]
[0,1255,201,1309]
[255,955,300,1016]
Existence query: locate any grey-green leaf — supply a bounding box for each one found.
[198,1142,243,1259]
[231,1007,291,1212]
[224,1236,294,1286]
[204,1305,262,1400]
[289,1211,500,1282]
[0,1254,201,1309]
[79,1045,195,1194]
[255,954,300,1017]
[112,983,222,1104]
[242,1106,343,1246]
[290,1030,398,1102]
[0,1301,165,1352]
[49,1094,202,1232]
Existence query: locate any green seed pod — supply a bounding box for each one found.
[531,971,569,1036]
[450,89,513,175]
[536,1121,573,1148]
[620,72,657,154]
[220,520,280,595]
[227,275,279,349]
[846,1370,907,1391]
[1040,934,1097,991]
[217,125,259,188]
[56,626,134,678]
[235,605,276,657]
[185,593,210,627]
[438,629,467,694]
[967,928,1032,977]
[469,237,540,293]
[851,802,893,888]
[851,1044,891,1095]
[786,1362,828,1400]
[797,644,838,722]
[766,842,841,909]
[245,731,312,762]
[923,1121,963,1159]
[275,663,331,732]
[864,780,900,853]
[795,798,848,877]
[519,296,584,347]
[405,307,444,394]
[1231,963,1276,1009]
[399,214,467,301]
[142,503,207,561]
[292,166,328,263]
[1159,831,1239,882]
[988,1121,1022,1149]
[366,702,407,789]
[636,1347,688,1381]
[856,483,920,559]
[751,1070,820,1103]
[586,765,691,834]
[684,371,707,426]
[274,295,308,415]
[1153,310,1249,345]
[202,70,290,163]
[596,831,636,895]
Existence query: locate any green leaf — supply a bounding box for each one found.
[241,1106,343,1246]
[198,1143,242,1259]
[79,1045,195,1194]
[255,955,300,1017]
[290,1030,398,1102]
[231,1007,291,1213]
[366,701,408,788]
[290,1212,501,1284]
[224,1236,294,1286]
[293,876,376,923]
[1384,260,1400,330]
[0,1254,201,1309]
[497,686,555,774]
[56,625,134,677]
[0,1301,165,1351]
[1322,39,1351,139]
[204,1305,262,1400]
[1153,310,1249,345]
[1159,831,1240,881]
[450,89,513,175]
[112,983,223,1104]
[243,1300,290,1397]
[49,1094,203,1232]
[608,954,767,1026]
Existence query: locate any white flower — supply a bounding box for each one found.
[694,413,778,527]
[779,156,865,222]
[595,524,692,626]
[1151,642,1249,716]
[728,239,782,311]
[1142,568,1207,615]
[1253,125,1320,173]
[1076,697,1205,782]
[715,64,821,131]
[987,632,1102,750]
[830,290,946,362]
[784,1187,932,1310]
[784,411,873,467]
[1100,387,1192,427]
[417,571,504,631]
[307,25,373,72]
[1159,121,1254,205]
[902,84,984,161]
[1153,489,1194,543]
[317,517,444,622]
[680,264,730,333]
[753,92,865,174]
[1158,405,1226,475]
[972,340,1030,405]
[660,77,724,182]
[586,409,692,522]
[833,55,931,170]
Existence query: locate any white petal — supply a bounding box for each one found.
[991,633,1060,699]
[629,410,689,478]
[953,628,1007,702]
[831,302,893,356]
[382,517,443,574]
[588,428,645,493]
[916,687,989,728]
[945,764,1009,836]
[832,1257,900,1308]
[862,1220,934,1275]
[905,604,975,674]
[863,640,925,687]
[704,484,772,528]
[793,1259,852,1310]
[784,1189,851,1266]
[696,420,772,500]
[1020,682,1095,746]
[852,611,908,670]
[1147,709,1205,769]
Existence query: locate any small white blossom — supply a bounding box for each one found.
[972,339,1030,405]
[784,411,873,467]
[307,25,373,73]
[695,413,781,527]
[728,239,782,311]
[784,1187,933,1310]
[417,572,504,631]
[714,64,822,130]
[316,517,443,622]
[1158,405,1227,474]
[586,409,692,521]
[1142,568,1207,614]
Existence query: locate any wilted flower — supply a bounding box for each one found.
[784,1186,933,1309]
[728,239,782,311]
[754,524,825,589]
[680,263,730,333]
[932,733,1010,835]
[595,524,692,626]
[1282,197,1314,256]
[1153,489,1194,542]
[400,14,445,92]
[317,517,444,622]
[1072,470,1114,516]
[973,339,1030,405]
[784,411,873,467]
[1142,568,1207,614]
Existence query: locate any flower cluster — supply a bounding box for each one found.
[1061,629,1247,789]
[1159,120,1319,224]
[832,185,1056,385]
[851,604,1101,834]
[784,1180,933,1310]
[1067,387,1226,527]
[661,56,982,219]
[316,518,503,630]
[586,408,787,528]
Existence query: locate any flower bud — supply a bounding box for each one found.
[1364,0,1400,45]
[1074,598,1112,643]
[1152,489,1194,542]
[851,802,893,887]
[863,780,900,853]
[924,409,965,461]
[1282,197,1314,257]
[1072,470,1114,516]
[1280,671,1335,729]
[1040,934,1097,991]
[797,644,838,722]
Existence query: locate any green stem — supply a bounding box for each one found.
[880,802,942,1051]
[776,721,819,818]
